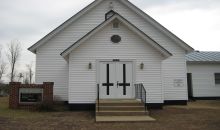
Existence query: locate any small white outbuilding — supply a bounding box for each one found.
[186,51,220,99]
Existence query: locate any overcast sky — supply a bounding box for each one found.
[0,0,220,81]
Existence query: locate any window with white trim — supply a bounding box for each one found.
[215,73,220,84]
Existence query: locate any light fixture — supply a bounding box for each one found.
[140,63,144,70]
[88,62,92,70]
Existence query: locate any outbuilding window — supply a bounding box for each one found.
[215,73,220,84]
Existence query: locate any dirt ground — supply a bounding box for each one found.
[0,97,220,130]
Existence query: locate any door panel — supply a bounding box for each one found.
[100,62,116,98]
[99,61,133,99]
[116,62,133,98]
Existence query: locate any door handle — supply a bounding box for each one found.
[117,81,119,88]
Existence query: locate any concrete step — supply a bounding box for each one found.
[96,106,145,111]
[96,111,148,116]
[97,99,144,106]
[96,116,156,122]
[98,99,141,103]
[96,99,149,119]
[98,102,144,106]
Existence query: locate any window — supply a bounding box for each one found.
[215,73,220,84]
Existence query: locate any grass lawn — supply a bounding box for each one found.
[0,97,45,119]
[0,97,220,130]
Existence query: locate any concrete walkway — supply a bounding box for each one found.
[96,116,156,122]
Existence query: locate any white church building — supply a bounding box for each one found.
[28,0,219,110]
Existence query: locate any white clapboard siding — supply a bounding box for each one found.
[69,22,164,103]
[112,0,188,101]
[35,1,108,100]
[36,0,188,101]
[187,63,220,97]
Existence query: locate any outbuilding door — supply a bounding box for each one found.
[99,61,133,99]
[187,73,193,99]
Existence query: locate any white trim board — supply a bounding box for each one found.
[61,13,172,59]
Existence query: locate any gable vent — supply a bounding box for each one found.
[113,21,119,29]
[109,1,114,10]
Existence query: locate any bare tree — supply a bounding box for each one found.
[6,40,22,82]
[24,72,29,84]
[17,72,24,82]
[0,45,7,80]
[0,45,2,58]
[0,63,7,80]
[26,62,34,84]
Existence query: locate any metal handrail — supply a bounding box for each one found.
[134,83,147,112]
[97,84,100,111]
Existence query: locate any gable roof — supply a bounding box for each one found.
[28,0,194,54]
[186,51,220,63]
[61,11,172,59]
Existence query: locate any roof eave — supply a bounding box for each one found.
[28,47,37,54]
[187,61,220,64]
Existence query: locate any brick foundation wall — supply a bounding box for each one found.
[9,82,54,109]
